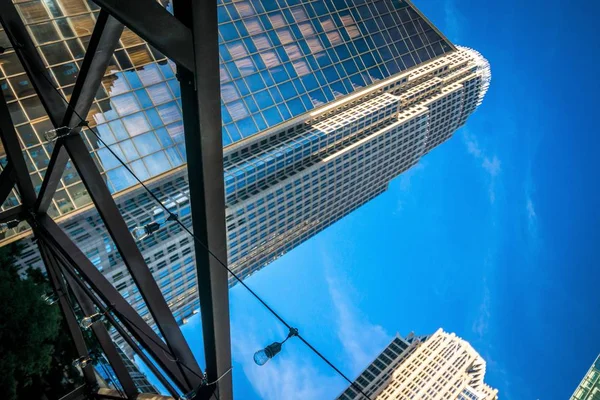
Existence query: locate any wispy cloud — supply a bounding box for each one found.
[472,277,491,338]
[326,274,389,374]
[394,161,426,213]
[398,161,426,192]
[462,130,502,204]
[231,322,336,400]
[482,156,501,177]
[230,257,390,399]
[526,197,536,226]
[443,0,463,42]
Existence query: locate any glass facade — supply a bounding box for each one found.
[0,0,453,233]
[222,47,489,279]
[217,0,453,142]
[0,0,185,228]
[3,0,491,362]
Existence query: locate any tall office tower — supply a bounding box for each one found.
[338,329,498,400]
[570,355,600,400]
[336,332,428,399]
[1,1,489,353]
[96,346,159,394]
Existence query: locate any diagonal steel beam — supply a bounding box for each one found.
[91,0,194,71]
[0,90,36,206]
[37,240,98,388]
[62,11,123,128]
[173,0,232,398]
[35,11,124,213]
[0,163,15,206]
[61,134,204,390]
[0,205,23,224]
[34,144,68,213]
[65,269,139,399]
[36,214,193,392]
[56,256,179,398]
[0,0,65,127]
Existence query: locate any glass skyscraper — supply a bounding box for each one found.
[1,0,490,354]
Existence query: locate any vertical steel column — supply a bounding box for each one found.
[173,0,233,398]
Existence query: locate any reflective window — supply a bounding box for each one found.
[217,0,453,139]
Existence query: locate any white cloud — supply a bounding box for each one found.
[462,131,502,204]
[443,0,463,41]
[397,161,426,192]
[524,170,540,245]
[526,197,536,223]
[393,161,426,214]
[482,156,501,177]
[231,322,337,400]
[325,274,390,374]
[472,278,491,338]
[229,262,390,399]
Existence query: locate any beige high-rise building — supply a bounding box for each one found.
[338,328,498,400]
[570,355,600,400]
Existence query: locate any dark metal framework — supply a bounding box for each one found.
[0,0,230,398]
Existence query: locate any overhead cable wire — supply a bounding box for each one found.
[35,61,373,400]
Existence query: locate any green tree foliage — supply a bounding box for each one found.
[0,243,61,400]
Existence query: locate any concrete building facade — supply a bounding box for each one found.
[338,329,498,400]
[571,355,600,400]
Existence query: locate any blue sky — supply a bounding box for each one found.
[140,0,600,398]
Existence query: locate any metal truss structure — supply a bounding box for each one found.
[0,0,231,398]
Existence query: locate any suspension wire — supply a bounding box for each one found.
[206,368,232,386]
[34,60,373,400]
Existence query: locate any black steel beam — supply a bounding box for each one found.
[0,163,15,207]
[36,214,192,392]
[37,241,98,387]
[55,252,179,399]
[34,144,68,213]
[91,0,194,71]
[0,0,66,127]
[61,134,204,390]
[0,205,23,224]
[173,0,233,398]
[63,11,124,128]
[0,90,36,206]
[35,11,124,213]
[66,272,139,399]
